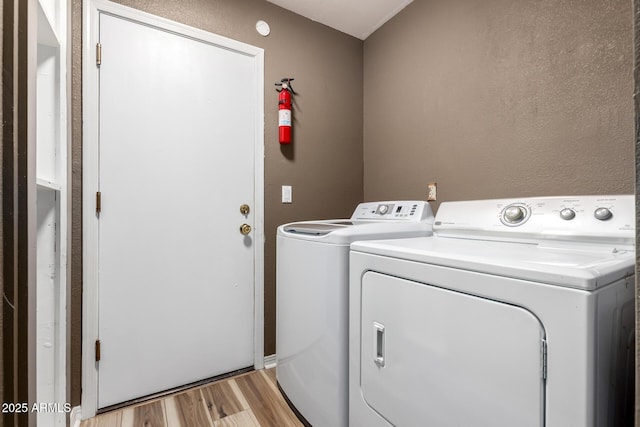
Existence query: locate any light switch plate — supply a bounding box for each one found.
[282,185,292,203]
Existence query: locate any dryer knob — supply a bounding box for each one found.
[594,207,612,221]
[504,205,526,223]
[559,208,576,220]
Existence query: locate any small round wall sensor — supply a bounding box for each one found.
[256,20,270,37]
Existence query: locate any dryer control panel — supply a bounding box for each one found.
[351,201,434,222]
[434,195,635,245]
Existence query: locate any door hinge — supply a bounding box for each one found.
[95,339,101,362]
[96,191,102,214]
[541,338,547,380]
[96,43,102,66]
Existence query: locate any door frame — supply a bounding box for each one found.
[81,0,265,418]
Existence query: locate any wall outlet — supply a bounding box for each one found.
[282,185,292,203]
[427,182,437,201]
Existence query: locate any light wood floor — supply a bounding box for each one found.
[81,368,304,427]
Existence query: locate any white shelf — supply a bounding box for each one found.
[37,178,62,192]
[37,1,60,48]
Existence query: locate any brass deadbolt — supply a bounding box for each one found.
[240,224,252,235]
[240,204,250,215]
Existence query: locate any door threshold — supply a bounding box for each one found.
[96,366,254,415]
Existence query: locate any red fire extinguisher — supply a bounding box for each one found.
[276,78,295,144]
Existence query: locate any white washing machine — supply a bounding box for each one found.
[349,195,635,427]
[276,201,435,427]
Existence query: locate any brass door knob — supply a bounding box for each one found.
[240,224,252,235]
[240,204,250,215]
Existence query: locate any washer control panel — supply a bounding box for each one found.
[434,195,634,244]
[350,201,434,222]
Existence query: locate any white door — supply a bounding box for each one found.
[360,272,546,427]
[89,7,263,409]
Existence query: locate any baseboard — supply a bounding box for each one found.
[70,406,82,427]
[264,353,277,369]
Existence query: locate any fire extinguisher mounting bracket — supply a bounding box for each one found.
[275,77,296,95]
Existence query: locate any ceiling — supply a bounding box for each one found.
[265,0,414,40]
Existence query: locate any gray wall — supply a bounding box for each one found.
[70,0,364,405]
[363,0,634,208]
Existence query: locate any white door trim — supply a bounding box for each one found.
[81,0,264,418]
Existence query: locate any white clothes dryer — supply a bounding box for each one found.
[349,195,635,427]
[276,201,435,427]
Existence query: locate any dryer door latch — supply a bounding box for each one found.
[374,322,385,367]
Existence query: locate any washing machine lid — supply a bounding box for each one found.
[279,220,434,244]
[351,236,634,290]
[282,221,355,236]
[277,201,435,244]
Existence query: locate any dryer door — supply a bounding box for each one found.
[360,272,545,427]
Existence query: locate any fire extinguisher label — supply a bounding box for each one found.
[279,110,291,126]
